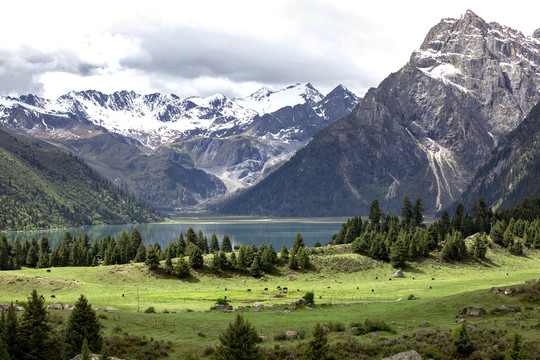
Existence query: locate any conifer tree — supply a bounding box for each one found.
[505,333,529,360]
[219,251,229,270]
[250,255,261,277]
[453,323,474,355]
[0,339,9,360]
[20,290,50,360]
[268,244,277,264]
[369,199,381,226]
[211,253,221,272]
[80,338,91,360]
[177,232,186,255]
[129,229,142,260]
[303,322,329,360]
[280,245,289,261]
[134,243,146,263]
[288,254,299,270]
[229,252,237,269]
[413,197,425,228]
[296,247,310,269]
[174,256,191,278]
[214,315,262,360]
[189,247,204,269]
[164,249,173,274]
[221,235,232,253]
[63,294,102,360]
[390,236,408,268]
[401,196,413,226]
[145,245,160,270]
[210,233,220,253]
[4,303,20,360]
[472,233,488,259]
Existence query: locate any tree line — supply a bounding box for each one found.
[0,227,311,278]
[333,197,540,268]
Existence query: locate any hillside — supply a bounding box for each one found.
[461,100,540,210]
[0,129,160,230]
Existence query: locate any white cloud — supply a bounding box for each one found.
[0,0,539,99]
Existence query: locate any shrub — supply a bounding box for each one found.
[216,298,229,306]
[144,306,156,314]
[356,319,393,335]
[325,321,346,332]
[303,291,315,305]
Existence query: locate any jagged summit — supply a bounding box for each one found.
[534,28,540,39]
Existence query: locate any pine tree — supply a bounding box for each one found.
[20,290,50,360]
[129,229,142,260]
[303,322,329,360]
[296,247,310,269]
[413,197,425,228]
[221,235,232,253]
[250,255,261,277]
[453,323,474,355]
[268,244,277,264]
[36,250,49,269]
[211,253,221,272]
[189,247,204,269]
[472,233,488,259]
[369,199,381,226]
[80,338,91,360]
[214,315,263,360]
[238,244,248,269]
[145,245,160,270]
[164,249,173,274]
[4,303,20,360]
[389,236,407,268]
[288,254,298,270]
[174,257,191,278]
[219,251,229,270]
[0,339,9,360]
[63,295,103,360]
[177,232,186,256]
[401,196,413,227]
[210,233,220,253]
[134,243,146,262]
[505,333,529,360]
[26,244,38,268]
[280,245,289,261]
[185,227,197,246]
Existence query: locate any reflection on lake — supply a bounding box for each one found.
[2,220,343,248]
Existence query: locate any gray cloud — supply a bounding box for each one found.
[118,24,376,93]
[0,46,103,96]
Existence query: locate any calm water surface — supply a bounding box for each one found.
[2,220,343,248]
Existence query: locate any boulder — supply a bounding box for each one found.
[212,305,233,311]
[323,326,331,334]
[492,287,500,294]
[46,302,63,310]
[504,288,513,295]
[253,302,264,308]
[258,335,269,341]
[284,330,298,339]
[382,350,423,360]
[392,270,405,278]
[70,354,123,360]
[294,298,307,305]
[493,305,522,313]
[458,305,487,316]
[63,304,74,310]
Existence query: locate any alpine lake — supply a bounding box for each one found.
[1,218,347,249]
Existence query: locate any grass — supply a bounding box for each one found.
[1,244,540,358]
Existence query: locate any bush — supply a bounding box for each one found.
[144,306,156,314]
[325,321,346,332]
[356,319,393,335]
[303,291,315,305]
[216,298,229,306]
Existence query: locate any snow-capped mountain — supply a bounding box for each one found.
[0,83,360,209]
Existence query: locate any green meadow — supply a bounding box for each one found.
[1,244,539,358]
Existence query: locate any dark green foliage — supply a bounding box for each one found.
[288,254,298,270]
[80,338,90,360]
[401,196,413,226]
[296,247,310,269]
[216,298,229,306]
[19,290,52,360]
[453,324,474,356]
[250,255,261,277]
[4,304,20,360]
[174,257,191,278]
[292,233,305,255]
[145,245,160,270]
[164,249,173,274]
[369,199,381,226]
[144,307,156,314]
[0,339,9,360]
[472,233,488,259]
[441,231,467,262]
[214,315,263,360]
[210,253,221,272]
[0,130,160,231]
[221,235,232,253]
[189,247,204,269]
[100,332,170,360]
[63,295,102,360]
[210,233,220,253]
[389,236,407,268]
[505,333,529,360]
[177,232,186,256]
[303,291,314,305]
[355,319,393,335]
[280,245,289,261]
[134,243,146,263]
[303,323,329,360]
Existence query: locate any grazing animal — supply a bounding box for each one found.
[357,287,359,289]
[225,288,227,291]
[431,278,435,280]
[46,269,51,272]
[319,296,322,299]
[430,286,432,289]
[371,289,374,292]
[247,289,251,292]
[412,277,415,280]
[264,288,268,291]
[389,278,392,281]
[327,286,330,288]
[51,295,56,298]
[277,286,282,290]
[122,294,124,297]
[297,289,300,292]
[283,287,288,290]
[375,276,378,280]
[224,296,227,299]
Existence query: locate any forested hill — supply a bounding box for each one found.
[0,130,161,230]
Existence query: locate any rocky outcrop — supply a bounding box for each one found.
[220,10,540,216]
[459,305,487,316]
[393,270,405,278]
[382,350,423,360]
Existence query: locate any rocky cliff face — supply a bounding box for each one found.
[219,10,540,216]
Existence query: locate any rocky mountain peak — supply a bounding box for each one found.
[534,28,540,39]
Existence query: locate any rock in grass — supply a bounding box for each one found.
[382,350,423,360]
[492,305,522,313]
[392,270,405,278]
[458,305,487,316]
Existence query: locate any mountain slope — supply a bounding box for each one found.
[0,129,160,230]
[219,10,540,216]
[1,84,359,206]
[460,100,540,209]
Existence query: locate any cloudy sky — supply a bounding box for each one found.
[1,0,539,99]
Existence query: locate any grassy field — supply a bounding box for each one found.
[1,244,539,358]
